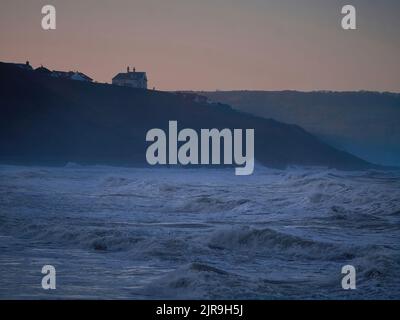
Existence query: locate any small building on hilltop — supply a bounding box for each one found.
[35,65,52,75]
[112,67,147,89]
[4,60,93,82]
[52,70,92,82]
[70,72,93,82]
[174,92,209,104]
[13,61,33,71]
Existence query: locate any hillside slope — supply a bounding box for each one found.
[200,90,400,166]
[0,62,371,170]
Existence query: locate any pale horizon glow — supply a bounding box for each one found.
[1,0,399,92]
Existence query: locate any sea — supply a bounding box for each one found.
[0,164,399,299]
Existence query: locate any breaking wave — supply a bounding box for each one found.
[0,165,399,299]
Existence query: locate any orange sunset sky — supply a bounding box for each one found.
[1,0,399,91]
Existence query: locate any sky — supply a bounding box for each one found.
[0,0,399,91]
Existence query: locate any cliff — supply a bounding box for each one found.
[0,62,371,170]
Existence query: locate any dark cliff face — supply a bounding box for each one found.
[0,62,371,169]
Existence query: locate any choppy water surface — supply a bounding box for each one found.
[0,164,399,299]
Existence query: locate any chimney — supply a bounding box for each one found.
[127,66,130,73]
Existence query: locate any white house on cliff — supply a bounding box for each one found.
[112,67,147,89]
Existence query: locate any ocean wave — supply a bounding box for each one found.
[1,165,400,299]
[208,226,329,249]
[206,226,373,261]
[176,196,251,213]
[140,262,247,299]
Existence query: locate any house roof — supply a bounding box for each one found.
[113,72,147,81]
[52,70,70,78]
[12,62,33,70]
[35,66,51,73]
[52,70,93,81]
[71,72,93,81]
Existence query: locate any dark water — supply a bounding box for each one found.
[0,164,399,299]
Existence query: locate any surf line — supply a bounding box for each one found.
[145,121,254,175]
